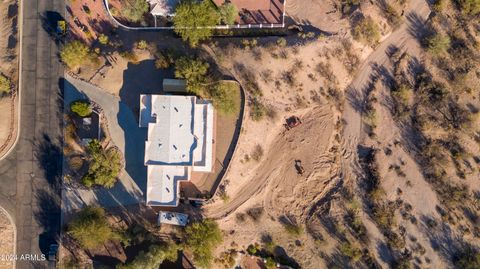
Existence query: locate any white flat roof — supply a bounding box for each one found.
[147,0,180,17]
[158,211,189,226]
[146,166,188,206]
[144,95,196,165]
[192,102,214,172]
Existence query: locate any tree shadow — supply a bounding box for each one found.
[35,189,61,256]
[39,11,65,45]
[34,133,62,189]
[406,12,433,45]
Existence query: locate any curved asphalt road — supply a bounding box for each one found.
[0,0,64,268]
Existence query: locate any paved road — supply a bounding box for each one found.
[0,0,64,268]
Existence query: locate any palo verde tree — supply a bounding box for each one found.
[82,140,122,188]
[68,206,121,249]
[174,56,209,95]
[117,243,179,269]
[122,0,149,23]
[60,40,96,70]
[183,219,223,268]
[70,100,92,117]
[173,0,220,47]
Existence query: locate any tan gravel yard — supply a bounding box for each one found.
[0,208,14,269]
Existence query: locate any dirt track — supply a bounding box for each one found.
[205,105,335,219]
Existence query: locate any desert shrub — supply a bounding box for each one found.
[68,207,120,249]
[380,2,401,27]
[432,0,448,12]
[173,0,220,47]
[251,144,264,161]
[121,0,149,23]
[81,140,122,188]
[60,40,97,70]
[352,17,380,46]
[372,204,396,230]
[98,34,109,45]
[339,242,362,262]
[277,37,287,47]
[454,246,480,269]
[341,0,360,15]
[136,40,148,50]
[281,222,303,236]
[175,56,209,95]
[425,33,451,56]
[117,244,179,269]
[215,250,237,269]
[247,244,258,255]
[208,82,239,114]
[218,2,238,25]
[250,98,267,121]
[184,219,223,268]
[0,74,11,94]
[457,0,480,15]
[70,100,92,117]
[246,207,264,221]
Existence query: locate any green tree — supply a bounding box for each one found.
[70,100,92,117]
[184,219,223,268]
[352,17,380,46]
[175,56,209,95]
[0,74,11,94]
[117,244,179,269]
[173,0,220,47]
[60,40,96,70]
[68,207,120,249]
[209,82,239,114]
[82,140,122,188]
[425,33,451,56]
[122,0,149,22]
[98,34,109,45]
[219,2,238,25]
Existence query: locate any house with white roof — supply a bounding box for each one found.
[140,94,214,207]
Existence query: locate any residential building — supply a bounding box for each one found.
[140,94,214,206]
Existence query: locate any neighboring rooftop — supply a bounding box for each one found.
[213,0,285,25]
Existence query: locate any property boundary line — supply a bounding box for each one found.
[103,0,286,31]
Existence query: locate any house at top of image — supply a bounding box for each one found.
[145,0,286,27]
[139,94,214,207]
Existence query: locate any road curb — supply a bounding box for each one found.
[0,0,23,162]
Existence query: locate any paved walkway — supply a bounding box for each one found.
[62,76,146,212]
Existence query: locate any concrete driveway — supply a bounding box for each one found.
[62,76,147,212]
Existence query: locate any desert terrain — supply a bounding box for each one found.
[0,0,19,158]
[0,207,14,269]
[57,0,480,268]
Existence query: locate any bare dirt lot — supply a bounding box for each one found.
[0,0,19,158]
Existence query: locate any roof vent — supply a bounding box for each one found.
[174,107,178,112]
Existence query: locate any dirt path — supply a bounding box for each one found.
[341,0,430,171]
[204,105,335,219]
